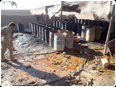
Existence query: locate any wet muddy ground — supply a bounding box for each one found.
[1,33,115,86]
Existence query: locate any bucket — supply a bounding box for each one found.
[74,36,80,42]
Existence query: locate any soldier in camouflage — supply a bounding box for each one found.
[1,22,16,61]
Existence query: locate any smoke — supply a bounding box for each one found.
[79,1,111,21]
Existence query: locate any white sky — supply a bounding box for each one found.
[0,0,64,10]
[1,0,63,10]
[1,0,111,10]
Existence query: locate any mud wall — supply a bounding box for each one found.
[1,10,30,15]
[1,15,37,32]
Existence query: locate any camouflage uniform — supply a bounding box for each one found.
[1,25,14,61]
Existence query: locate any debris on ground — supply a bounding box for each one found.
[1,33,115,86]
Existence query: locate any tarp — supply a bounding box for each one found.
[46,1,112,21]
[46,4,61,18]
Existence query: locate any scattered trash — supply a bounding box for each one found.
[74,36,80,42]
[62,52,66,55]
[2,81,12,86]
[101,58,110,68]
[26,64,31,69]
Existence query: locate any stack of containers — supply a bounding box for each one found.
[58,30,75,49]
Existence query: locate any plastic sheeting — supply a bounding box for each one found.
[46,4,61,18]
[46,1,112,21]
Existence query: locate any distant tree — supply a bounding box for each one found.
[1,1,17,8]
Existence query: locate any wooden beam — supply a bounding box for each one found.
[103,5,115,55]
[60,1,63,28]
[45,7,47,24]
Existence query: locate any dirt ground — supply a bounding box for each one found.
[1,33,115,86]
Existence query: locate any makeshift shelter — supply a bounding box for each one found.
[46,1,113,22]
[45,1,115,55]
[30,1,115,55]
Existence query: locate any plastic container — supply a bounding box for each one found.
[74,36,80,42]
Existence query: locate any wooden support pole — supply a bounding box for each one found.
[60,1,63,28]
[45,7,47,24]
[103,5,115,55]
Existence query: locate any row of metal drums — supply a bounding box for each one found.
[29,22,60,44]
[53,19,108,38]
[53,19,109,40]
